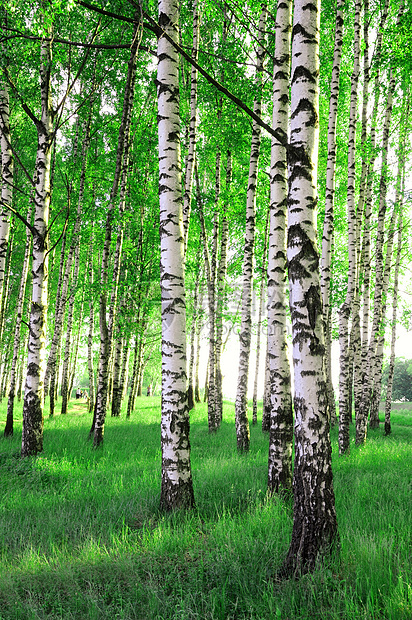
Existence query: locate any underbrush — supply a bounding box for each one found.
[0,397,411,619]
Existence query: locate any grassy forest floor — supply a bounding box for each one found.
[0,396,411,620]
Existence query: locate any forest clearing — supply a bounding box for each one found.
[1,0,412,611]
[0,398,411,620]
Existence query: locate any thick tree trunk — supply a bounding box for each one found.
[235,7,266,452]
[280,0,338,576]
[267,0,292,492]
[21,35,53,457]
[338,0,361,455]
[157,0,195,511]
[320,0,344,426]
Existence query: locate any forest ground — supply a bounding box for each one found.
[0,395,411,620]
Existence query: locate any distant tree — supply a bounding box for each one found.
[382,358,412,403]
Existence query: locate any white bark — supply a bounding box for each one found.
[338,0,361,455]
[158,0,194,510]
[267,0,292,492]
[21,35,53,457]
[281,0,338,576]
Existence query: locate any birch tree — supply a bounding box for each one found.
[267,0,293,493]
[281,0,338,575]
[157,0,195,510]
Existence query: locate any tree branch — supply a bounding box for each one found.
[0,199,37,237]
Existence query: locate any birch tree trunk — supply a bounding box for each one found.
[196,161,219,431]
[187,264,200,411]
[60,242,81,415]
[215,150,231,424]
[356,49,399,443]
[44,230,66,396]
[158,0,195,510]
[369,207,398,425]
[0,85,13,335]
[320,0,344,426]
[21,35,53,457]
[252,207,269,426]
[87,225,95,413]
[352,2,370,416]
[356,0,390,442]
[262,342,271,433]
[126,336,140,419]
[267,0,292,493]
[4,201,32,437]
[194,283,204,403]
[281,0,338,576]
[338,0,361,455]
[235,7,266,452]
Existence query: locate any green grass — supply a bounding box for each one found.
[0,396,411,619]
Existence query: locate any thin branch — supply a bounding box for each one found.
[0,199,37,236]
